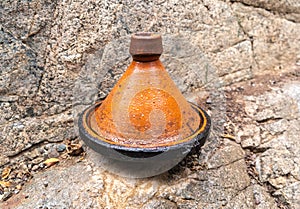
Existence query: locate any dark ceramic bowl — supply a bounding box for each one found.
[78,101,211,177]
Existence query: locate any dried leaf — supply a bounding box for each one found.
[0,181,11,188]
[43,158,60,167]
[1,167,11,179]
[16,184,22,190]
[77,156,85,163]
[221,134,235,140]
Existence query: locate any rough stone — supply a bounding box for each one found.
[0,162,99,209]
[0,0,57,53]
[275,182,300,208]
[237,124,261,148]
[0,112,74,157]
[241,82,300,208]
[1,0,300,208]
[209,40,255,85]
[225,184,277,209]
[47,148,60,159]
[269,176,287,189]
[244,90,299,122]
[0,26,44,116]
[206,138,245,169]
[230,0,300,22]
[232,2,300,75]
[1,0,299,157]
[0,136,252,208]
[141,198,177,209]
[0,155,9,167]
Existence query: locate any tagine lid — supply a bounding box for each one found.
[94,32,202,148]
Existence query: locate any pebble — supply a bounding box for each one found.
[16,184,22,190]
[57,144,66,152]
[32,157,44,165]
[38,147,45,155]
[27,163,32,170]
[269,176,287,189]
[25,149,40,160]
[20,162,28,170]
[39,163,45,168]
[44,144,53,151]
[43,181,48,187]
[47,148,60,158]
[206,97,212,104]
[14,179,22,184]
[16,172,23,179]
[31,165,39,171]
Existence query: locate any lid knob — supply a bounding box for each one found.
[129,32,163,57]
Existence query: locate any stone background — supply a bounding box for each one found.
[0,0,299,208]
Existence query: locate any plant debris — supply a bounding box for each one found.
[1,167,11,179]
[0,181,11,188]
[0,139,86,202]
[221,134,236,140]
[67,143,84,156]
[43,158,60,167]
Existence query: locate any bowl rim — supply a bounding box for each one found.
[78,101,211,152]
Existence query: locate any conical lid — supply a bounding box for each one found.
[94,32,201,148]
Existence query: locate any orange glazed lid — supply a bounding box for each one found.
[94,32,201,148]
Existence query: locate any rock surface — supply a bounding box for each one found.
[242,82,300,208]
[0,0,299,208]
